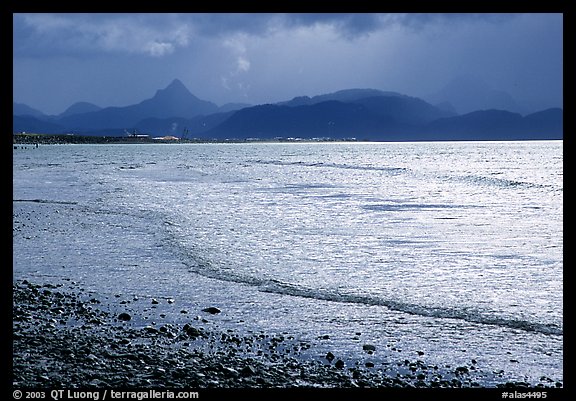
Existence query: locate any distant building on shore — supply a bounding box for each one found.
[153,135,180,141]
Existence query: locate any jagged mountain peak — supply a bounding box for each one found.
[135,78,219,117]
[151,79,198,101]
[51,79,218,131]
[167,78,186,89]
[163,78,188,93]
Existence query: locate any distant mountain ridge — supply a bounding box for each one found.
[13,79,563,141]
[58,102,102,118]
[424,108,563,140]
[278,88,405,107]
[204,102,562,141]
[426,75,509,114]
[13,102,46,119]
[13,115,65,134]
[56,79,219,131]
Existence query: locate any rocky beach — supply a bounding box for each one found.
[13,279,562,393]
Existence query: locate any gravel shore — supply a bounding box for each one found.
[12,279,563,393]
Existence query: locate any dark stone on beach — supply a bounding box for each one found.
[325,352,335,362]
[183,324,203,338]
[501,381,530,388]
[455,366,469,374]
[365,362,374,368]
[151,298,159,304]
[241,365,257,377]
[144,326,159,334]
[363,344,376,352]
[221,366,239,377]
[451,378,462,388]
[202,307,221,314]
[88,379,109,387]
[335,360,345,369]
[417,351,425,356]
[118,313,131,321]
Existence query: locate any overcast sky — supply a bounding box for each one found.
[13,13,563,115]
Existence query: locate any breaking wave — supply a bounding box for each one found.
[174,241,562,337]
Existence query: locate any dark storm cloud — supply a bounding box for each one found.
[189,13,521,38]
[386,13,518,28]
[13,13,194,57]
[12,13,378,57]
[279,13,386,37]
[13,13,562,115]
[13,13,522,58]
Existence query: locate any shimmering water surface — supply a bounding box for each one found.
[13,141,563,385]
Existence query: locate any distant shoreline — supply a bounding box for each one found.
[12,133,562,146]
[12,133,360,145]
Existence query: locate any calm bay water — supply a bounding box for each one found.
[13,141,563,385]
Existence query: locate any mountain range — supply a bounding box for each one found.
[13,79,563,141]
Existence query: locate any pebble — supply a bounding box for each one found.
[202,307,221,314]
[455,366,469,374]
[241,365,257,377]
[117,313,131,321]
